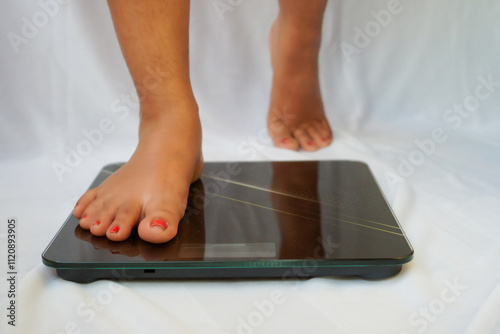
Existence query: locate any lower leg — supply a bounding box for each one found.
[277,0,328,42]
[74,0,203,244]
[268,0,332,151]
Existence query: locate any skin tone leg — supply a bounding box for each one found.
[74,0,331,244]
[73,0,203,244]
[268,0,332,151]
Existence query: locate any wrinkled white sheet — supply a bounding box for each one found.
[1,0,499,333]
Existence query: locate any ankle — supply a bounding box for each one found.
[140,94,198,120]
[138,98,199,135]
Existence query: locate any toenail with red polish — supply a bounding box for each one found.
[82,215,87,219]
[93,221,101,226]
[150,219,168,230]
[282,138,289,144]
[307,141,313,145]
[110,226,120,233]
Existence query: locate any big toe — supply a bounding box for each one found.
[268,116,300,151]
[137,199,184,244]
[138,216,180,244]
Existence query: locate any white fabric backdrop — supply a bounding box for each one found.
[1,0,499,333]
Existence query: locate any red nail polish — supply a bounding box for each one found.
[282,138,289,144]
[307,141,313,145]
[110,226,120,233]
[150,219,168,230]
[93,221,101,226]
[82,215,87,219]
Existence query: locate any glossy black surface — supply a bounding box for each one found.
[43,161,413,272]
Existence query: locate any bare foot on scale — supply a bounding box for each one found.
[73,100,203,244]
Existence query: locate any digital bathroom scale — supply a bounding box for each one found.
[42,161,413,283]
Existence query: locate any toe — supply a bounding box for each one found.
[137,192,189,244]
[316,120,333,145]
[277,136,300,151]
[306,124,325,148]
[89,201,119,237]
[106,224,126,241]
[105,202,142,241]
[306,121,332,148]
[73,188,97,218]
[267,113,299,151]
[293,128,317,151]
[78,196,102,230]
[138,211,181,244]
[79,214,92,230]
[138,198,185,244]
